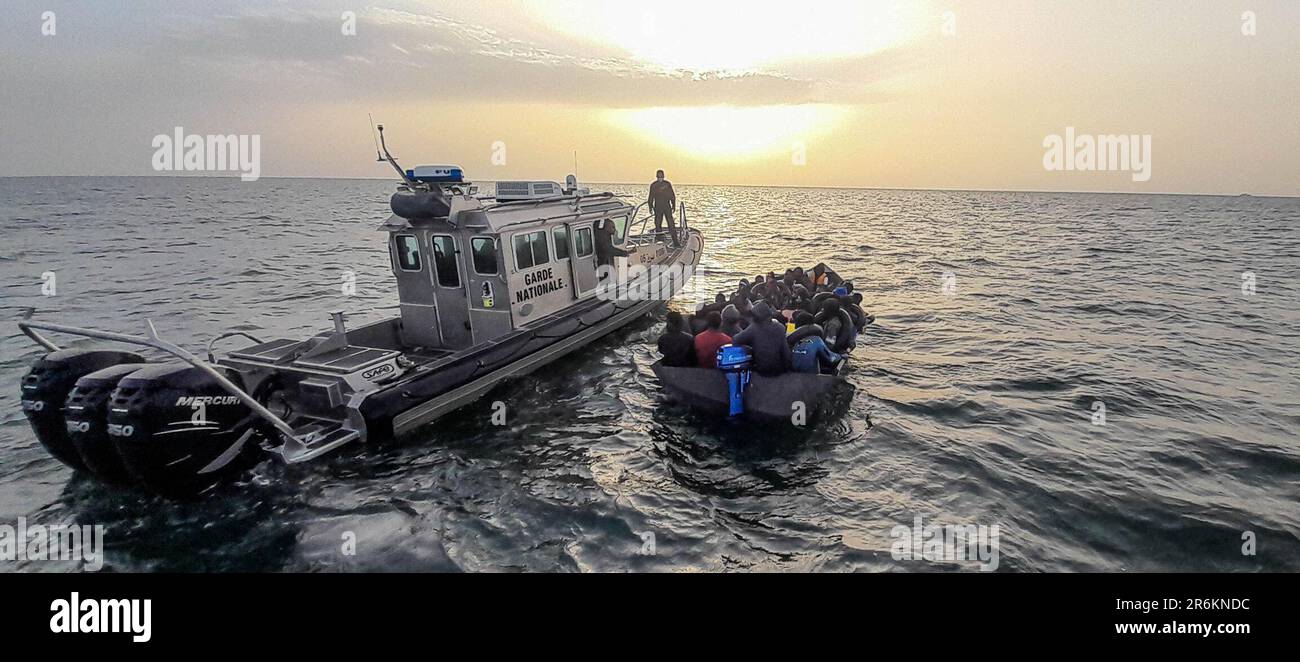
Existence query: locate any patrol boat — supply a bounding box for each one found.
[18,127,704,495]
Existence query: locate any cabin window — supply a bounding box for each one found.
[574,227,594,258]
[395,234,421,271]
[512,230,550,270]
[431,235,460,287]
[471,237,498,275]
[611,216,629,243]
[553,226,570,261]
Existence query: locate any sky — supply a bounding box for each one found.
[1,0,1297,195]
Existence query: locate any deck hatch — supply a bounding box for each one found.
[294,347,400,373]
[227,338,304,364]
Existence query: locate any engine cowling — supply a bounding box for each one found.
[107,363,264,496]
[20,349,145,472]
[64,363,151,484]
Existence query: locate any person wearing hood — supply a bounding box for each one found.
[730,296,753,328]
[656,311,696,368]
[731,301,792,376]
[720,304,745,337]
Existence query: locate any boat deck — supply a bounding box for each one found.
[227,338,302,364]
[227,338,420,374]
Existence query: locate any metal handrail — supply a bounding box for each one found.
[626,201,688,246]
[481,191,620,212]
[205,331,264,363]
[17,314,298,439]
[490,201,630,233]
[629,201,649,234]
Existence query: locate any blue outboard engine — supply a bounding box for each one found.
[716,344,752,417]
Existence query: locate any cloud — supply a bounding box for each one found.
[0,0,924,178]
[126,4,916,108]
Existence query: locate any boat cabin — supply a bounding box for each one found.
[379,179,665,352]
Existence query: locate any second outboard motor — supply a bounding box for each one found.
[716,344,753,417]
[107,363,262,496]
[20,349,145,471]
[64,363,151,484]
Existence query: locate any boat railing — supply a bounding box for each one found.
[626,201,688,248]
[482,190,619,212]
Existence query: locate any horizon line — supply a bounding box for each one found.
[0,174,1294,200]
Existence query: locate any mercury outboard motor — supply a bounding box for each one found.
[716,344,753,417]
[20,349,145,471]
[107,363,262,496]
[64,363,150,484]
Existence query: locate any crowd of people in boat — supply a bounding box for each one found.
[656,263,873,376]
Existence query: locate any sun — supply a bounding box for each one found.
[606,104,848,160]
[521,1,917,161]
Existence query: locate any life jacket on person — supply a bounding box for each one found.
[786,323,825,346]
[810,291,836,309]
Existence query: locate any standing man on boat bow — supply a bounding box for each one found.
[648,169,680,247]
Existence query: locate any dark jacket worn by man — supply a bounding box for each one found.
[657,331,696,367]
[648,178,676,214]
[731,302,792,376]
[648,171,679,246]
[594,219,628,270]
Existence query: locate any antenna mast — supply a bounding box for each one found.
[373,123,417,186]
[368,113,383,162]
